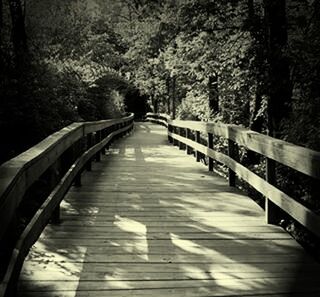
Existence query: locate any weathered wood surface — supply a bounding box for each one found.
[0,114,134,242]
[146,113,320,239]
[18,123,320,297]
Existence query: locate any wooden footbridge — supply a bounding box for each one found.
[1,113,320,296]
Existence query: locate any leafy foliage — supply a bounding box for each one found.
[0,0,131,163]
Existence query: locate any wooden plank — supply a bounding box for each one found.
[19,270,317,281]
[34,238,302,249]
[17,289,320,297]
[23,253,310,264]
[17,279,320,297]
[23,242,304,255]
[22,261,320,274]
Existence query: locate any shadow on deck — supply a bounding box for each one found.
[18,123,320,297]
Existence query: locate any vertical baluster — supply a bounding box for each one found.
[95,130,101,162]
[186,128,192,155]
[50,161,61,224]
[265,158,281,224]
[86,133,93,171]
[208,133,214,171]
[168,124,173,143]
[228,139,236,186]
[196,131,201,162]
[179,127,184,150]
[173,126,178,147]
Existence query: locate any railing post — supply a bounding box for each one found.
[173,126,178,147]
[208,133,214,171]
[49,162,61,224]
[186,128,192,155]
[196,131,201,162]
[179,127,184,150]
[101,129,106,155]
[73,137,84,187]
[168,124,173,143]
[228,139,236,186]
[95,131,101,162]
[265,158,281,224]
[86,133,93,171]
[105,127,111,150]
[51,204,61,224]
[74,172,82,187]
[119,122,124,137]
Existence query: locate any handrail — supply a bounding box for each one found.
[0,113,134,297]
[146,112,320,238]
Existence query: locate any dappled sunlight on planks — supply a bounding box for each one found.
[18,123,320,297]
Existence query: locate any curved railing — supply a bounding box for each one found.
[0,113,134,297]
[146,112,320,237]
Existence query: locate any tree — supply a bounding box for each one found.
[8,0,27,66]
[264,0,292,137]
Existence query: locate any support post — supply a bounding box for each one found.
[51,204,60,224]
[208,133,214,171]
[173,126,178,147]
[105,127,111,150]
[196,131,201,162]
[95,131,101,162]
[168,124,173,143]
[179,127,184,150]
[101,129,106,155]
[186,128,192,154]
[265,158,282,224]
[228,139,236,186]
[75,172,82,187]
[86,133,93,171]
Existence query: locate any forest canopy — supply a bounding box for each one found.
[0,0,319,164]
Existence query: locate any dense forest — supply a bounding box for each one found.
[1,0,320,240]
[1,0,319,161]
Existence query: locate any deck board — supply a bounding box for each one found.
[18,123,320,296]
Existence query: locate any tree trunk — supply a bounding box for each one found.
[247,0,265,134]
[166,76,171,115]
[0,0,3,44]
[172,75,176,119]
[8,0,27,66]
[264,0,292,138]
[208,74,219,114]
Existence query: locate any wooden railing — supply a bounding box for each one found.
[146,112,320,237]
[0,113,134,297]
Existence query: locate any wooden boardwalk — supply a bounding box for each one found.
[18,123,320,297]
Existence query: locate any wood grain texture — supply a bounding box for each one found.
[18,123,320,297]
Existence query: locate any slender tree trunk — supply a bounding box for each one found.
[0,0,3,46]
[166,76,171,115]
[208,74,219,113]
[247,0,265,134]
[172,75,176,119]
[264,0,292,138]
[8,0,27,66]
